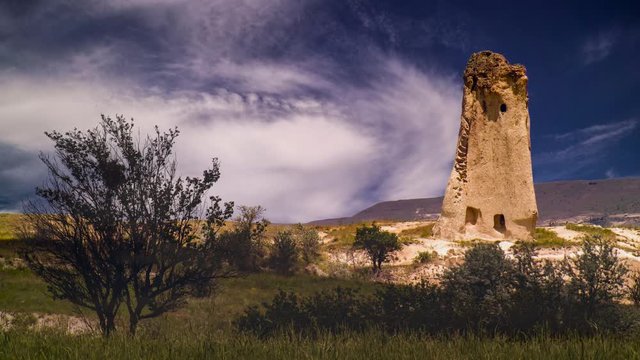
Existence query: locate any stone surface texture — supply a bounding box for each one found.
[433,51,538,240]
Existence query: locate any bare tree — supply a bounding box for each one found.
[21,115,234,336]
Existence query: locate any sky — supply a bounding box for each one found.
[0,0,639,222]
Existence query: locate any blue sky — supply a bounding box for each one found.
[0,0,639,222]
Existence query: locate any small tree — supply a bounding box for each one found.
[293,224,321,264]
[440,243,517,331]
[565,235,628,314]
[21,115,234,336]
[352,224,402,272]
[268,231,299,275]
[214,205,269,272]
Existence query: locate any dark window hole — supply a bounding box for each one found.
[494,214,506,233]
[465,207,480,225]
[500,104,507,113]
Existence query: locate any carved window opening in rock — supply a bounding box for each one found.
[494,214,506,233]
[500,103,507,112]
[465,207,480,225]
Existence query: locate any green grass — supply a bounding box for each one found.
[2,331,640,359]
[452,229,576,249]
[566,223,617,241]
[320,223,374,249]
[456,239,487,247]
[0,267,378,333]
[413,251,437,264]
[534,228,575,248]
[399,223,435,239]
[3,269,640,359]
[180,273,379,333]
[0,268,76,315]
[320,222,407,250]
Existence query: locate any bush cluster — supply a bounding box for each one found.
[267,225,322,275]
[237,236,633,337]
[413,251,437,264]
[214,206,270,272]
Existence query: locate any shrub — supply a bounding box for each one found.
[215,206,269,272]
[235,287,373,337]
[413,251,437,264]
[293,224,321,264]
[629,272,640,306]
[373,281,442,333]
[565,236,628,316]
[353,224,402,272]
[510,241,567,332]
[440,243,517,332]
[268,231,299,275]
[237,239,634,338]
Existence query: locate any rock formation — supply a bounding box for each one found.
[433,51,538,240]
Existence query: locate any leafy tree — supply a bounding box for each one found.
[565,235,628,314]
[268,231,299,275]
[352,224,402,272]
[214,205,269,272]
[510,241,566,332]
[440,243,517,331]
[20,115,234,336]
[293,224,321,264]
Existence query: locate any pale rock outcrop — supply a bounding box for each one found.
[434,51,538,240]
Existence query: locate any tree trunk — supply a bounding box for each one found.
[102,313,117,337]
[129,315,139,337]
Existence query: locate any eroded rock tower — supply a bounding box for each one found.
[433,51,538,240]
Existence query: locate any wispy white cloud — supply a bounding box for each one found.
[581,30,619,65]
[0,0,462,222]
[0,58,460,222]
[535,119,638,179]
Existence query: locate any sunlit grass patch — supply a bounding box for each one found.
[456,239,486,247]
[319,223,375,249]
[566,223,617,241]
[0,213,23,241]
[399,223,435,239]
[534,228,575,248]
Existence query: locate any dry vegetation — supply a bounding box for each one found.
[4,215,640,358]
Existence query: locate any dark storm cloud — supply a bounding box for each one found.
[0,142,43,210]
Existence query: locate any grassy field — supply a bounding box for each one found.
[2,331,640,360]
[3,266,640,359]
[4,216,640,358]
[319,222,371,249]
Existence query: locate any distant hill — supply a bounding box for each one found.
[309,178,640,226]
